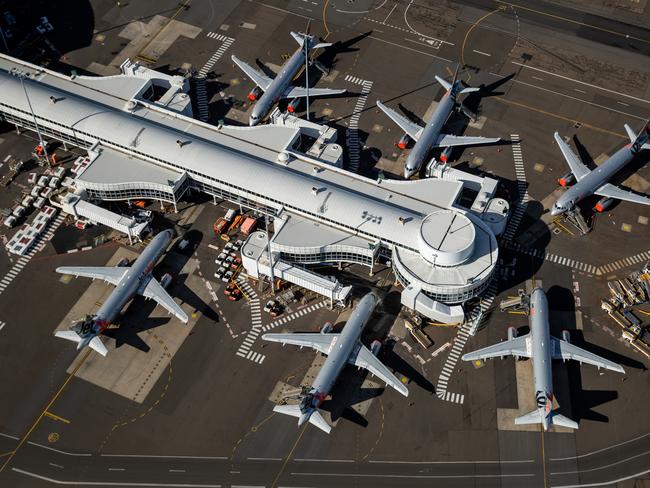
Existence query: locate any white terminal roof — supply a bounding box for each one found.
[0,54,495,270]
[77,145,184,187]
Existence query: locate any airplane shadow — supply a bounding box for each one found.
[546,284,645,425]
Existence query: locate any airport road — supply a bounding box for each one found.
[2,429,649,487]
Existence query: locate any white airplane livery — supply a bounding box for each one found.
[462,287,624,430]
[232,31,345,126]
[263,292,408,434]
[377,66,501,178]
[552,119,650,216]
[54,229,188,356]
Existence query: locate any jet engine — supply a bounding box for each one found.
[247,86,261,101]
[320,321,333,334]
[594,197,613,213]
[287,98,300,113]
[557,172,575,187]
[370,339,382,357]
[562,330,571,343]
[160,273,173,289]
[439,146,453,164]
[396,134,409,150]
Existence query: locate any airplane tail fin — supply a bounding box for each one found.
[629,119,650,151]
[273,404,332,434]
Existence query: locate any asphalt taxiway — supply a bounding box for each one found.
[0,1,649,487]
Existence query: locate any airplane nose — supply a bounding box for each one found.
[404,168,415,179]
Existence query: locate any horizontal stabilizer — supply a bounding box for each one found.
[460,87,479,94]
[514,409,541,425]
[89,336,108,357]
[273,404,331,433]
[551,413,579,429]
[435,75,452,93]
[514,408,578,429]
[312,42,333,50]
[54,330,82,343]
[624,124,637,143]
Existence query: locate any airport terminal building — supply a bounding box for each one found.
[0,53,504,323]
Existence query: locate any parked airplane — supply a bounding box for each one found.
[462,287,624,430]
[551,120,650,216]
[54,229,188,356]
[377,66,500,178]
[232,31,345,126]
[262,292,408,434]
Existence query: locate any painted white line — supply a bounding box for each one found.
[472,49,491,57]
[294,458,355,463]
[247,457,283,461]
[108,468,125,472]
[27,441,92,456]
[12,468,222,487]
[574,88,587,94]
[49,463,64,469]
[100,454,227,459]
[512,61,650,105]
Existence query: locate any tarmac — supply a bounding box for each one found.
[0,0,649,487]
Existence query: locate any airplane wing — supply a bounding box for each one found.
[462,334,531,361]
[435,134,501,148]
[262,332,337,355]
[349,344,409,397]
[231,55,273,91]
[55,266,127,286]
[376,100,423,141]
[554,132,591,181]
[282,86,346,99]
[140,278,189,323]
[595,183,650,207]
[551,337,624,373]
[88,337,108,357]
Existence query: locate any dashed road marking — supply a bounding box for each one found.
[194,33,235,122]
[502,136,529,242]
[344,76,373,173]
[0,214,64,297]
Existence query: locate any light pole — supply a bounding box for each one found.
[304,33,310,122]
[15,71,49,165]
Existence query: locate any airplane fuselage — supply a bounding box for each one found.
[529,287,554,429]
[250,39,313,125]
[307,293,378,408]
[404,91,455,178]
[92,229,174,329]
[552,144,636,215]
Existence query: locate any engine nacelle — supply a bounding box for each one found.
[507,326,518,341]
[396,134,409,150]
[558,172,575,187]
[562,330,571,343]
[594,197,613,213]
[247,86,261,101]
[117,258,130,267]
[160,273,173,290]
[439,146,453,164]
[320,321,333,334]
[370,339,382,357]
[287,98,300,113]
